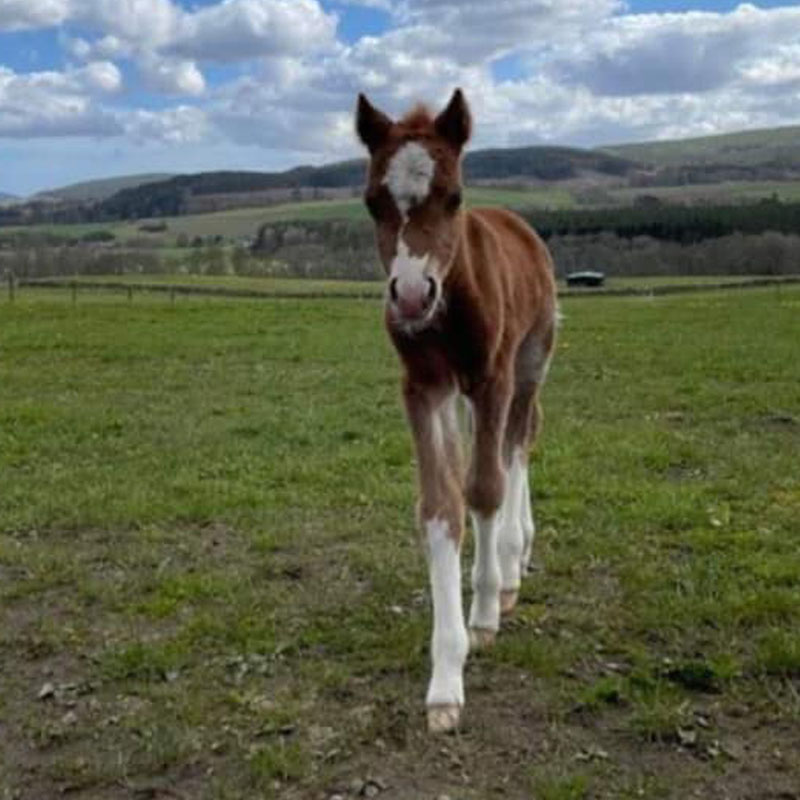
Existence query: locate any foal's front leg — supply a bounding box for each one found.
[466,374,513,649]
[403,382,469,733]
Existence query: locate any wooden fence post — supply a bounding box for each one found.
[7,271,14,303]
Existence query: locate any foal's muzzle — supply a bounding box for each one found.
[388,275,439,324]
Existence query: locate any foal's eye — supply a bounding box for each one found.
[446,190,462,213]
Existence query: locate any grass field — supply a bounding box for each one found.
[1,287,799,798]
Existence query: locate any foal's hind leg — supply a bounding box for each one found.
[520,393,543,573]
[497,330,552,613]
[497,388,535,615]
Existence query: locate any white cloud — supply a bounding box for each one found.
[168,0,337,62]
[395,0,623,61]
[550,4,800,96]
[2,0,800,180]
[0,64,122,138]
[80,60,122,92]
[73,0,181,47]
[124,105,210,144]
[64,34,132,61]
[138,55,206,95]
[0,0,70,31]
[0,62,207,144]
[20,0,337,60]
[37,0,338,99]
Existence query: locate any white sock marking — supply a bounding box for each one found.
[425,518,468,707]
[498,450,526,591]
[521,460,536,570]
[469,511,502,632]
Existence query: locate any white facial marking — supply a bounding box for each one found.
[425,518,469,708]
[390,235,429,292]
[388,232,443,333]
[383,141,435,217]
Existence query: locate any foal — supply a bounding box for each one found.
[356,89,557,733]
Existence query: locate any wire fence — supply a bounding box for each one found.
[4,272,800,305]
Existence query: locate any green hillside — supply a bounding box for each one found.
[601,125,800,168]
[34,173,177,203]
[96,147,636,220]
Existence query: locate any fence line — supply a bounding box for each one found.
[9,274,800,303]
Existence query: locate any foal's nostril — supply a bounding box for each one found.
[389,277,399,303]
[425,277,437,305]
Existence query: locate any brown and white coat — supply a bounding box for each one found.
[356,89,558,732]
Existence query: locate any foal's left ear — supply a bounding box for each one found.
[435,88,472,151]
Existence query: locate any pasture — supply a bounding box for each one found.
[1,286,799,798]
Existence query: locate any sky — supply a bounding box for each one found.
[1,0,799,196]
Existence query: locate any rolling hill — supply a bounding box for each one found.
[97,146,638,219]
[5,124,800,228]
[34,173,177,204]
[601,125,800,169]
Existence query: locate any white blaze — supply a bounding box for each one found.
[383,141,435,216]
[390,236,430,295]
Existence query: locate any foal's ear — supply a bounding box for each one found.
[435,88,471,151]
[356,93,393,154]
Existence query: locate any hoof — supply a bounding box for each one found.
[469,627,496,651]
[427,704,461,733]
[500,589,519,616]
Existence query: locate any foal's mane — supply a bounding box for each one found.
[398,104,435,134]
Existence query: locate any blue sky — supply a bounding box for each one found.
[1,0,799,195]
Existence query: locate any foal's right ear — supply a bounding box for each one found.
[356,93,393,154]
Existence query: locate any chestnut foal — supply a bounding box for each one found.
[356,89,557,733]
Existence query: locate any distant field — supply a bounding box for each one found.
[611,180,800,205]
[1,287,798,798]
[3,178,798,250]
[2,187,577,246]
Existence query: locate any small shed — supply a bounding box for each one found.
[566,271,605,288]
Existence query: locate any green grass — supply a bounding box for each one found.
[1,286,799,798]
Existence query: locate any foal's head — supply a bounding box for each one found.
[356,89,471,332]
